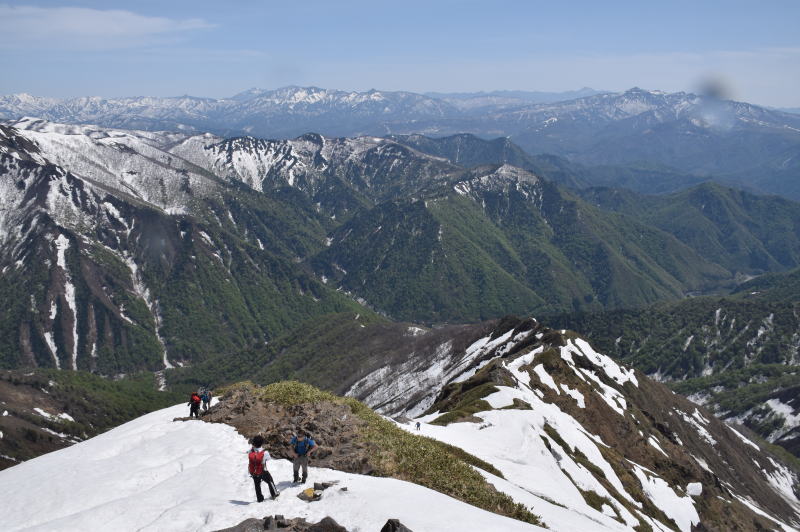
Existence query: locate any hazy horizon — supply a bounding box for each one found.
[1,1,798,107]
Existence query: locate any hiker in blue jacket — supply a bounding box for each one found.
[289,432,317,483]
[201,388,212,412]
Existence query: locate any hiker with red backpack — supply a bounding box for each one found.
[248,435,279,502]
[188,392,202,418]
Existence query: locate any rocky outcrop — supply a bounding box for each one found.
[214,515,349,532]
[202,389,376,475]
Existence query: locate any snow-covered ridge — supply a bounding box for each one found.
[170,130,457,202]
[347,318,800,531]
[5,117,218,215]
[0,402,540,532]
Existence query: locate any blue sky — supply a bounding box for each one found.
[1,1,798,106]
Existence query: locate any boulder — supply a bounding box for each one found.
[380,519,413,532]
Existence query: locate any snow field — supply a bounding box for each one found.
[411,406,640,531]
[0,403,543,532]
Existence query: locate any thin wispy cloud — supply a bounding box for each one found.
[0,5,213,50]
[0,1,796,106]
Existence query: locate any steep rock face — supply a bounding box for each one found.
[346,317,800,531]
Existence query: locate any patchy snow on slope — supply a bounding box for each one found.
[560,384,586,408]
[767,399,800,431]
[571,338,638,387]
[677,409,717,446]
[533,364,559,393]
[33,408,56,420]
[632,465,699,532]
[727,425,760,451]
[648,436,668,457]
[765,458,800,512]
[347,328,537,417]
[406,326,426,337]
[0,404,542,532]
[692,454,712,474]
[53,234,78,370]
[732,494,797,532]
[9,118,216,215]
[31,408,73,422]
[43,331,60,369]
[124,254,172,370]
[346,340,456,416]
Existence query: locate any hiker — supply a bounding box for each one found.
[248,435,279,502]
[201,389,212,412]
[289,432,317,483]
[415,421,421,431]
[188,391,201,418]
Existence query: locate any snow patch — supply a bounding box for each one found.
[648,436,668,457]
[632,465,699,532]
[687,483,702,497]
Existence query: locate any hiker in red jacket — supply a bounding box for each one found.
[248,435,279,502]
[188,392,201,418]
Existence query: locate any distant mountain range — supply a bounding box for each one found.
[2,86,799,199]
[423,87,606,109]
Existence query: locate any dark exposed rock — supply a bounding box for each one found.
[214,518,264,532]
[380,519,413,532]
[306,517,348,532]
[214,515,348,532]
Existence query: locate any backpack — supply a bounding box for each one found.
[248,449,265,475]
[191,394,201,405]
[293,436,313,455]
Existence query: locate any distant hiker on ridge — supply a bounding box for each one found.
[201,388,212,413]
[188,391,202,418]
[248,435,279,502]
[290,432,317,483]
[415,421,421,431]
